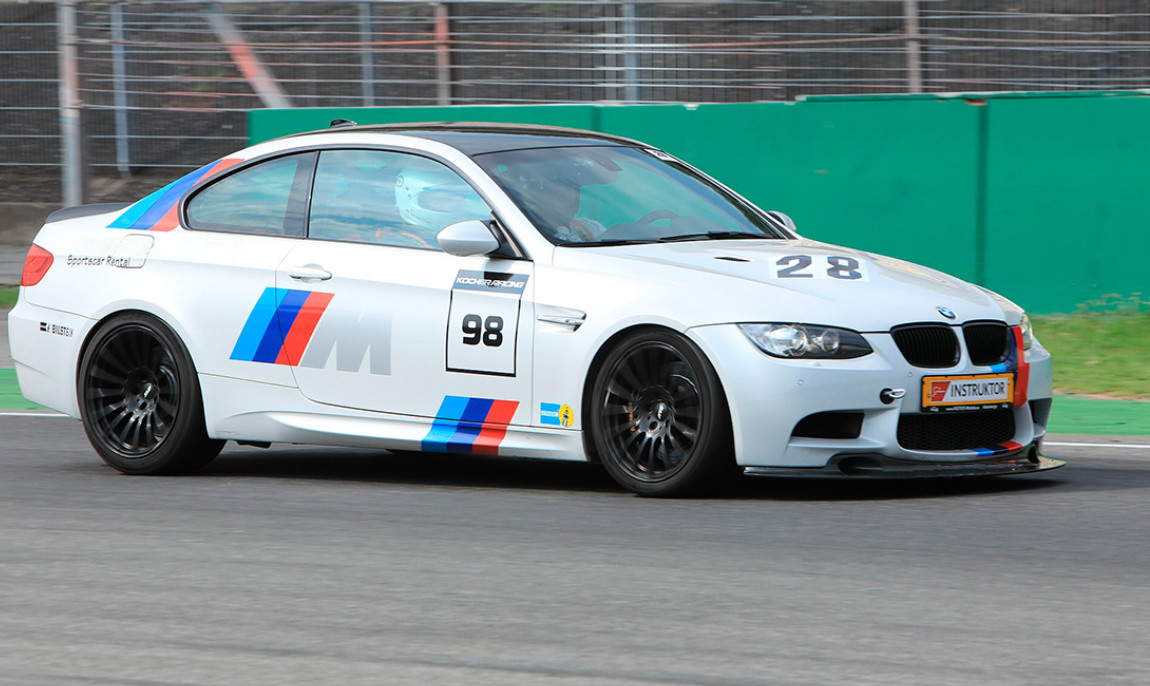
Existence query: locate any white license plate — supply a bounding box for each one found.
[921,373,1014,412]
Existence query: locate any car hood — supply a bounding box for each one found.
[553,238,1020,331]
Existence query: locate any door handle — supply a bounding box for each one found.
[287,264,332,281]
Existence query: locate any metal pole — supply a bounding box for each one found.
[621,1,639,103]
[601,3,617,102]
[434,3,451,106]
[359,2,375,106]
[204,3,291,109]
[904,0,923,93]
[111,2,130,175]
[58,0,87,206]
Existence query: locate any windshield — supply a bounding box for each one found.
[473,145,785,245]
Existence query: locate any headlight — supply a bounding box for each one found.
[738,323,872,359]
[1020,313,1033,350]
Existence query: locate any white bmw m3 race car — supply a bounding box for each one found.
[9,123,1063,496]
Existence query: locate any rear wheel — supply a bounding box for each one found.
[78,313,223,475]
[588,329,735,497]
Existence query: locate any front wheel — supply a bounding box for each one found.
[587,329,735,497]
[78,313,224,475]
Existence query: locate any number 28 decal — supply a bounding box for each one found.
[774,255,867,281]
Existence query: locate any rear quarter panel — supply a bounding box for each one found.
[12,213,302,416]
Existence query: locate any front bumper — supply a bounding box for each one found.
[689,324,1056,472]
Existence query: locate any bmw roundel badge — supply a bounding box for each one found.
[937,306,956,319]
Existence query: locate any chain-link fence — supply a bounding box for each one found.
[3,0,1150,204]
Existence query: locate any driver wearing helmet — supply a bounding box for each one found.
[488,152,618,243]
[394,166,491,248]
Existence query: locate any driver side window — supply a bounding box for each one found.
[307,149,491,251]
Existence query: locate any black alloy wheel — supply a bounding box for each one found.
[79,313,223,475]
[588,329,735,497]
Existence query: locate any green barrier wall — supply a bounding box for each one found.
[983,95,1150,314]
[249,92,1150,314]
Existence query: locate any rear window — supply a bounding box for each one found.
[185,153,313,236]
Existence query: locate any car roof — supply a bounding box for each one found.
[285,121,647,155]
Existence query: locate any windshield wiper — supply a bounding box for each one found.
[559,238,659,247]
[657,231,766,243]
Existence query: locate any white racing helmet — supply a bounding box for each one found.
[395,167,490,231]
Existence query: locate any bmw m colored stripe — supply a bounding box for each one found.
[986,325,1029,406]
[473,400,520,455]
[109,157,242,231]
[1011,326,1030,407]
[230,288,334,365]
[277,291,335,365]
[422,396,519,455]
[971,440,1024,457]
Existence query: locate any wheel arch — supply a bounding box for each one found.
[75,306,224,474]
[76,306,197,398]
[579,323,733,465]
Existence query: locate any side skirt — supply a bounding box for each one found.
[199,374,587,461]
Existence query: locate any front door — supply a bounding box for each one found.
[274,148,535,432]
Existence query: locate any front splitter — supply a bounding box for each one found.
[743,453,1066,479]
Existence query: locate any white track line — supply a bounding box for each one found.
[1044,441,1150,450]
[0,412,69,418]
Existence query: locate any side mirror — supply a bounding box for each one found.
[437,220,501,257]
[765,210,797,234]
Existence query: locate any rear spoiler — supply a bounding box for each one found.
[45,203,131,224]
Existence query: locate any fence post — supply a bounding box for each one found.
[904,0,923,93]
[434,3,451,106]
[111,2,131,175]
[621,1,639,102]
[360,2,375,106]
[58,0,87,206]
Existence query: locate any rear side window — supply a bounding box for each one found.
[185,153,314,236]
[308,149,491,251]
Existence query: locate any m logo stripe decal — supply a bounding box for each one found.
[277,292,335,366]
[231,288,333,366]
[231,288,287,362]
[253,289,310,363]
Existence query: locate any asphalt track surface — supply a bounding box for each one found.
[1,416,1148,686]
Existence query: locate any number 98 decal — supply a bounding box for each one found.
[448,270,529,376]
[773,255,868,281]
[461,314,504,347]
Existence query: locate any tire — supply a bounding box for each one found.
[587,329,735,497]
[78,312,224,475]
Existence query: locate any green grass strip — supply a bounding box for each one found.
[0,368,47,411]
[1033,312,1150,400]
[1048,395,1150,437]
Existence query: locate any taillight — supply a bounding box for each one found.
[21,244,54,287]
